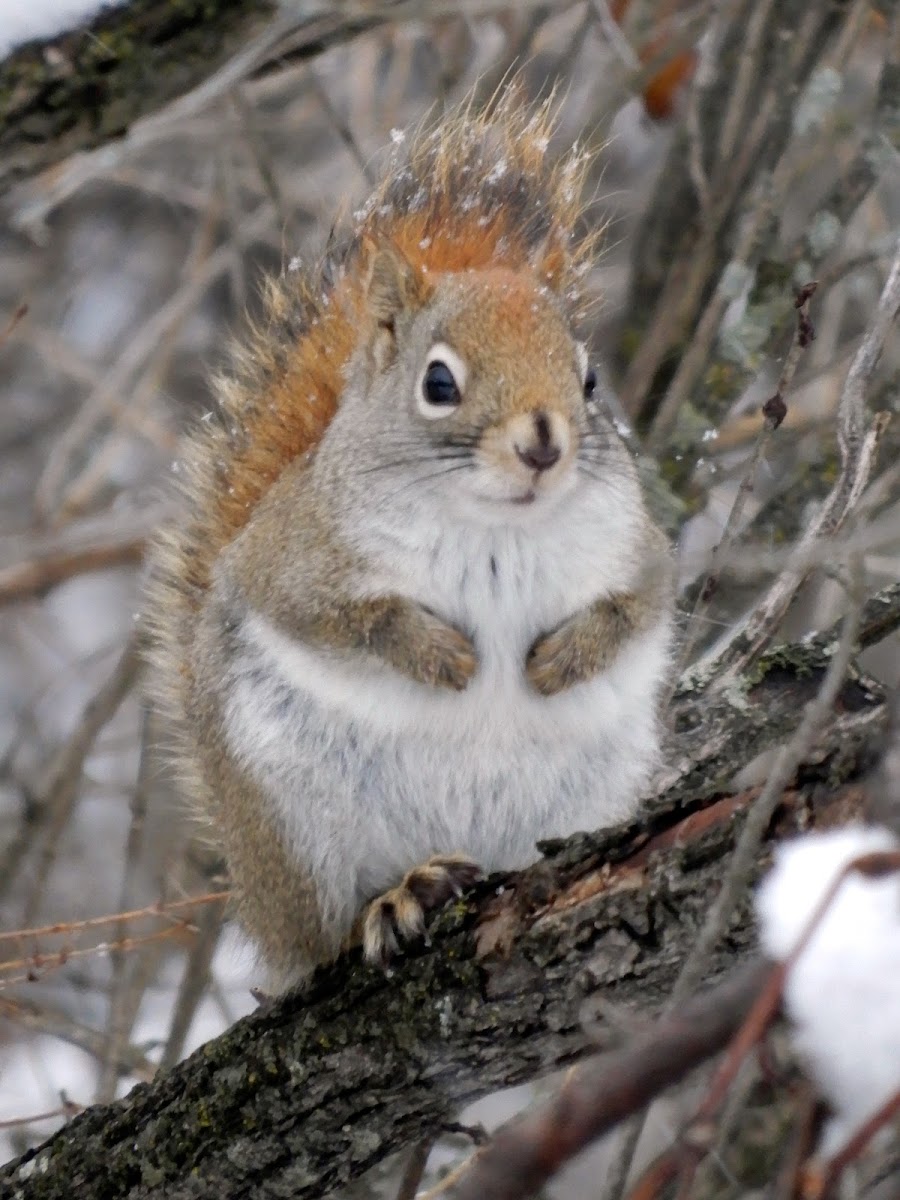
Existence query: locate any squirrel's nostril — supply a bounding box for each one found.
[534,412,552,447]
[516,442,561,472]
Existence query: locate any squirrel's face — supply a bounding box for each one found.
[354,253,615,524]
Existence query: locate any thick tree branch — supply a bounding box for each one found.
[0,0,557,200]
[0,0,278,195]
[2,583,898,1200]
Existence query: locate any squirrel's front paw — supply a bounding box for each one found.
[526,620,586,697]
[413,618,477,691]
[363,854,482,966]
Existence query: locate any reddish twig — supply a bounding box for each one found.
[802,1089,900,1199]
[0,539,146,605]
[422,961,769,1200]
[0,890,230,945]
[629,848,900,1198]
[0,303,28,351]
[0,1098,82,1131]
[1,925,205,988]
[0,892,229,988]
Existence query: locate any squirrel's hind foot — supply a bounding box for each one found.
[363,854,482,966]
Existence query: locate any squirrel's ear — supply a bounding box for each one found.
[366,245,431,331]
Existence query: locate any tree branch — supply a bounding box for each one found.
[0,0,563,201]
[0,0,278,195]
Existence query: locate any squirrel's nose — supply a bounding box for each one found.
[516,412,561,473]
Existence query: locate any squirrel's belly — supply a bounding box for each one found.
[222,610,668,911]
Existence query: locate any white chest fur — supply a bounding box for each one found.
[221,490,671,934]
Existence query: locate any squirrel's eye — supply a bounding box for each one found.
[583,367,597,400]
[417,344,467,419]
[422,361,461,408]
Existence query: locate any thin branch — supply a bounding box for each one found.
[396,1135,438,1200]
[96,713,161,1103]
[157,900,225,1073]
[810,1089,900,1199]
[16,636,142,924]
[0,1101,82,1132]
[0,302,28,350]
[615,560,866,1191]
[0,891,230,944]
[669,558,865,1008]
[715,0,776,166]
[0,996,156,1080]
[1,925,200,989]
[709,236,900,674]
[425,962,771,1200]
[587,1,641,72]
[0,504,168,606]
[676,281,818,674]
[628,847,900,1198]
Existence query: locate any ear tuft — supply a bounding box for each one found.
[366,244,431,330]
[533,227,570,294]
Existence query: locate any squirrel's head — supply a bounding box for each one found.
[327,245,629,526]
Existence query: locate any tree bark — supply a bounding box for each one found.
[0,0,280,195]
[2,583,897,1200]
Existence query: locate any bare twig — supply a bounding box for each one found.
[158,900,225,1073]
[645,176,777,452]
[708,237,900,675]
[682,0,738,212]
[0,996,156,1081]
[0,1101,82,1131]
[32,190,228,521]
[396,1135,438,1200]
[0,891,230,944]
[676,282,818,674]
[308,70,377,185]
[422,961,770,1200]
[587,1,641,72]
[0,302,28,351]
[617,561,867,1193]
[1,925,198,989]
[629,847,900,1198]
[229,86,291,233]
[807,1089,900,1199]
[622,2,836,418]
[671,560,864,1007]
[96,714,157,1103]
[0,503,168,606]
[15,636,142,923]
[715,0,776,167]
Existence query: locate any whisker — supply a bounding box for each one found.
[365,461,476,511]
[355,451,474,480]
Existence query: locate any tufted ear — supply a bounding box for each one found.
[365,244,432,332]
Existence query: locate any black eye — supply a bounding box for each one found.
[422,360,461,407]
[583,366,597,399]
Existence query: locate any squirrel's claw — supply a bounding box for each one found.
[363,854,482,966]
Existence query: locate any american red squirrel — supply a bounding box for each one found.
[144,96,675,992]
